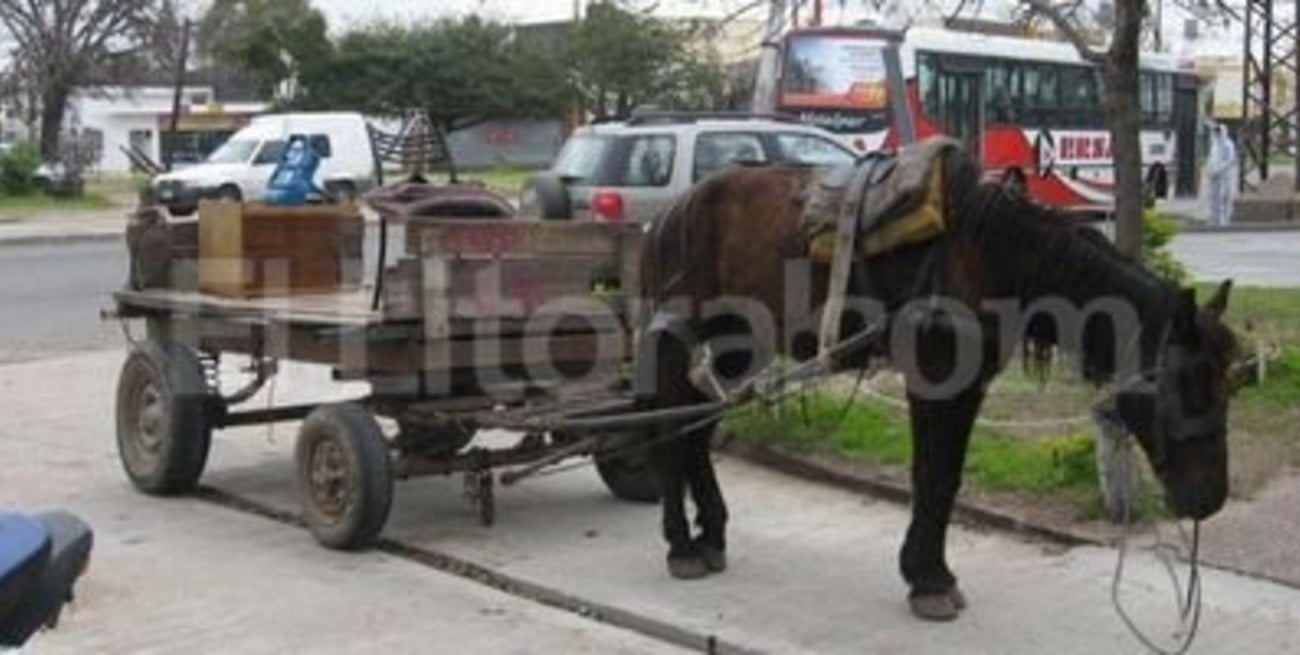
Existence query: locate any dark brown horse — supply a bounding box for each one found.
[636,146,1237,620]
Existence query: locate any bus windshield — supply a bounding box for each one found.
[778,32,891,137]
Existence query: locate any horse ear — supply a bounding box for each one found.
[1204,279,1233,320]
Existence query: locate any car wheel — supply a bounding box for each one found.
[327,181,358,204]
[216,184,243,203]
[523,173,572,220]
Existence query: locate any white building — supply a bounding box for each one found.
[66,85,268,174]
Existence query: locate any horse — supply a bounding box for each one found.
[635,144,1238,621]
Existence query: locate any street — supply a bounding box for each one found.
[0,240,125,363]
[1170,231,1300,287]
[2,230,1300,653]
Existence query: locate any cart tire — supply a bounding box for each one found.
[595,447,660,503]
[295,403,393,550]
[115,341,213,495]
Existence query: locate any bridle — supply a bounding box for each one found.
[1097,324,1231,655]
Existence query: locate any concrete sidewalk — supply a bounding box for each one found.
[0,352,683,655]
[4,350,1299,653]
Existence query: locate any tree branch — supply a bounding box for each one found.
[1021,0,1107,64]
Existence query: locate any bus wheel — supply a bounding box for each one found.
[1002,168,1027,197]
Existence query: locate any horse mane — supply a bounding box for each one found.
[939,149,1180,383]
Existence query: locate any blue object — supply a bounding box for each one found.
[0,513,50,624]
[262,134,322,205]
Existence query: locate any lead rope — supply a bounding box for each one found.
[1109,429,1203,655]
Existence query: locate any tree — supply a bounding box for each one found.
[0,1,159,158]
[198,0,331,100]
[568,1,724,118]
[295,17,568,134]
[1017,0,1147,259]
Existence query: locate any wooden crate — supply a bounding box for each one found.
[198,200,364,298]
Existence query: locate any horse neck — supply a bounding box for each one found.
[970,195,1176,376]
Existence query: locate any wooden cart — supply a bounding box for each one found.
[109,198,671,549]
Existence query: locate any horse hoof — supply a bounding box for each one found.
[698,545,727,573]
[948,586,967,611]
[909,592,960,622]
[667,556,711,580]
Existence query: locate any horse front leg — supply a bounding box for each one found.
[648,440,708,579]
[900,385,985,621]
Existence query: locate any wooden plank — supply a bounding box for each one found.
[409,219,639,258]
[115,289,379,326]
[444,255,617,319]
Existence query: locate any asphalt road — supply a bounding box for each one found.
[1170,231,1300,287]
[0,240,125,363]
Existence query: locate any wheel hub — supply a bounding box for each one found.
[135,384,165,453]
[308,440,351,520]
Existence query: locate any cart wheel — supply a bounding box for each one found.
[115,341,213,495]
[295,403,393,550]
[595,442,660,503]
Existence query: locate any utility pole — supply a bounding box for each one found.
[751,0,788,114]
[164,19,192,172]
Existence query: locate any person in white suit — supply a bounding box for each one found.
[1204,122,1237,227]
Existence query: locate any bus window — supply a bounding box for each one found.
[918,52,939,119]
[1156,73,1174,127]
[1037,65,1059,125]
[1139,72,1155,126]
[986,59,1014,123]
[1060,66,1101,128]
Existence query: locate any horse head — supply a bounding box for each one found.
[1114,279,1238,520]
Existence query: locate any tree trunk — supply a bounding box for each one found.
[1105,1,1146,261]
[39,83,71,161]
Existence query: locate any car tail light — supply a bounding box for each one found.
[590,189,625,222]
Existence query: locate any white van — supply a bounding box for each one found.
[152,112,376,216]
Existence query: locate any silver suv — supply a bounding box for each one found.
[521,112,857,223]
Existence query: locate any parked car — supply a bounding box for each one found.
[34,160,87,197]
[151,112,377,216]
[520,111,858,223]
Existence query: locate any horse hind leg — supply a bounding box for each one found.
[686,428,728,573]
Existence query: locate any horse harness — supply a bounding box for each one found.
[800,136,963,362]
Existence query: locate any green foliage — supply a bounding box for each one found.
[568,1,724,116]
[1142,209,1188,282]
[1,143,41,196]
[294,17,567,132]
[726,391,1107,511]
[200,0,333,98]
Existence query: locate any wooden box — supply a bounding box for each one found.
[198,200,364,298]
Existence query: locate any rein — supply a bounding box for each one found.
[1105,419,1204,655]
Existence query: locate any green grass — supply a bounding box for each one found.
[0,192,116,212]
[725,285,1300,520]
[458,166,540,196]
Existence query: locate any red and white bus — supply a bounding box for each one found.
[777,25,1202,211]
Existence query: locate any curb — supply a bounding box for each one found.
[1172,219,1300,234]
[720,439,1104,547]
[0,231,122,248]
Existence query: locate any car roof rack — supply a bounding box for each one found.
[624,110,802,126]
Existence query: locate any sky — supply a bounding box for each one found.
[307,0,757,26]
[306,0,1241,56]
